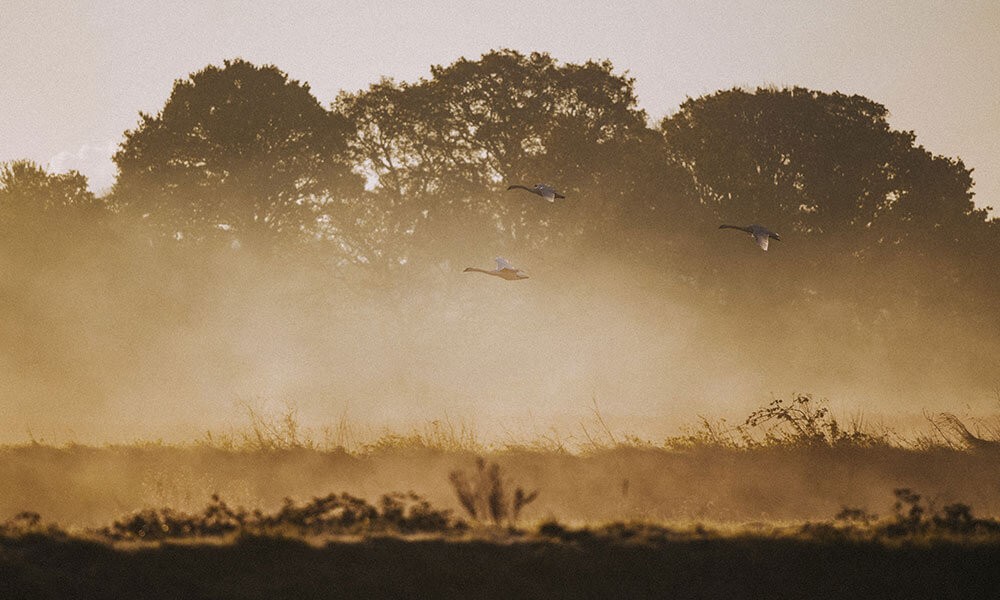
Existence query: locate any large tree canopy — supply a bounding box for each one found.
[337,50,648,196]
[659,86,995,321]
[660,87,985,245]
[112,59,362,247]
[333,50,658,256]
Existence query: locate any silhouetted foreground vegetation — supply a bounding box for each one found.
[4,396,1000,528]
[449,457,539,526]
[97,492,461,541]
[4,400,1000,597]
[3,489,1000,599]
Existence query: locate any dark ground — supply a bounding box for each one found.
[2,532,998,600]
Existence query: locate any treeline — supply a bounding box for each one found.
[2,50,998,404]
[4,51,995,277]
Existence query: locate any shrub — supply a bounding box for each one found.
[745,394,887,448]
[448,457,538,526]
[100,491,461,540]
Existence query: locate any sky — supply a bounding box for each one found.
[1,0,998,208]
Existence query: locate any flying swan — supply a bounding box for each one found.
[463,257,529,280]
[506,183,565,202]
[719,224,782,251]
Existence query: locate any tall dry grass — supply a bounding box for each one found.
[3,396,1000,528]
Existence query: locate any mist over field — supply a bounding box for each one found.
[4,244,995,446]
[1,52,998,448]
[3,228,995,446]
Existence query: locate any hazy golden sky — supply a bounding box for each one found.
[1,0,997,208]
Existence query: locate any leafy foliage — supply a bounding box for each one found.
[1,160,99,217]
[660,87,985,238]
[334,49,661,258]
[113,59,362,247]
[337,50,646,197]
[0,160,103,246]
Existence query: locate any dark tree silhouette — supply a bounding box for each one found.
[0,160,114,412]
[421,50,648,190]
[0,160,104,246]
[660,87,986,246]
[112,59,362,249]
[664,88,894,238]
[1,160,99,218]
[337,50,647,196]
[333,50,655,256]
[657,85,999,350]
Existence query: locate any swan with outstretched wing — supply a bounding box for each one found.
[507,183,565,202]
[463,256,529,280]
[719,224,782,251]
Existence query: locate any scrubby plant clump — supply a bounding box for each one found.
[449,457,538,526]
[100,491,463,541]
[745,394,889,448]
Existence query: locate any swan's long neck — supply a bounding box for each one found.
[463,267,497,276]
[719,224,751,233]
[507,185,533,192]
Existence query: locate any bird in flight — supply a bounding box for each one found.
[507,183,565,202]
[719,224,782,251]
[463,257,529,280]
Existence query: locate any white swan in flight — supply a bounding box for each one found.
[463,257,529,280]
[507,183,565,202]
[719,224,782,251]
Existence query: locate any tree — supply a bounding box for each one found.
[0,161,112,411]
[659,87,987,246]
[333,50,657,256]
[662,88,905,238]
[659,86,997,324]
[418,50,649,191]
[112,59,362,248]
[0,160,102,243]
[1,160,98,215]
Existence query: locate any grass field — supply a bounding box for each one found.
[5,438,1000,525]
[5,396,999,526]
[4,397,1000,598]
